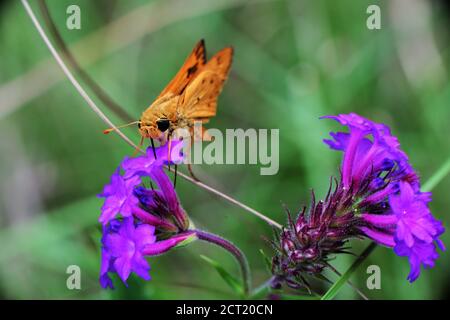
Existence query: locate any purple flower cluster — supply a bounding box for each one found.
[98,141,196,288]
[272,113,445,289]
[323,113,445,282]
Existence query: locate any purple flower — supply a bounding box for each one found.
[100,217,155,288]
[98,140,186,227]
[98,141,193,288]
[323,113,445,282]
[394,239,442,282]
[122,140,184,179]
[98,168,141,225]
[322,113,415,189]
[100,217,197,288]
[391,182,440,247]
[133,167,189,230]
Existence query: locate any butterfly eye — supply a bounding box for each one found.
[156,119,170,132]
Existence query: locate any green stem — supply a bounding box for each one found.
[326,262,368,300]
[250,276,275,299]
[321,243,377,300]
[422,155,450,192]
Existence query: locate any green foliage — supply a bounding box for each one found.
[200,255,244,298]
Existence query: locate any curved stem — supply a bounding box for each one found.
[21,0,140,152]
[193,229,251,296]
[37,0,135,123]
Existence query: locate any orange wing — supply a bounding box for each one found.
[157,40,206,98]
[178,47,233,119]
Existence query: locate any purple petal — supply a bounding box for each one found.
[341,129,365,187]
[150,167,188,225]
[142,232,197,256]
[121,140,185,179]
[132,206,177,231]
[131,253,151,281]
[393,240,441,282]
[98,173,141,225]
[134,224,157,250]
[114,256,132,285]
[362,213,397,226]
[321,113,376,132]
[104,233,135,258]
[99,273,114,289]
[359,227,395,247]
[99,249,114,289]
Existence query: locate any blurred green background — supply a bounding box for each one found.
[0,0,449,299]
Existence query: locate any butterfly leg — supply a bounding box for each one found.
[187,163,200,182]
[167,136,173,175]
[150,138,157,159]
[173,164,178,188]
[182,134,201,182]
[132,136,144,157]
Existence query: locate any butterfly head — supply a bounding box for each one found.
[138,117,171,140]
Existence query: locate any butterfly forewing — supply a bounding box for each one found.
[157,39,206,98]
[178,47,233,120]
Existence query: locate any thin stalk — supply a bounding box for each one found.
[170,167,282,229]
[326,262,368,300]
[422,155,450,192]
[321,243,377,300]
[22,0,281,230]
[193,229,251,296]
[250,276,275,299]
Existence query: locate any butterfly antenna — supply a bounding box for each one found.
[103,121,140,134]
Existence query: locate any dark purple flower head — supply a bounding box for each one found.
[322,113,445,282]
[271,184,360,290]
[98,141,196,288]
